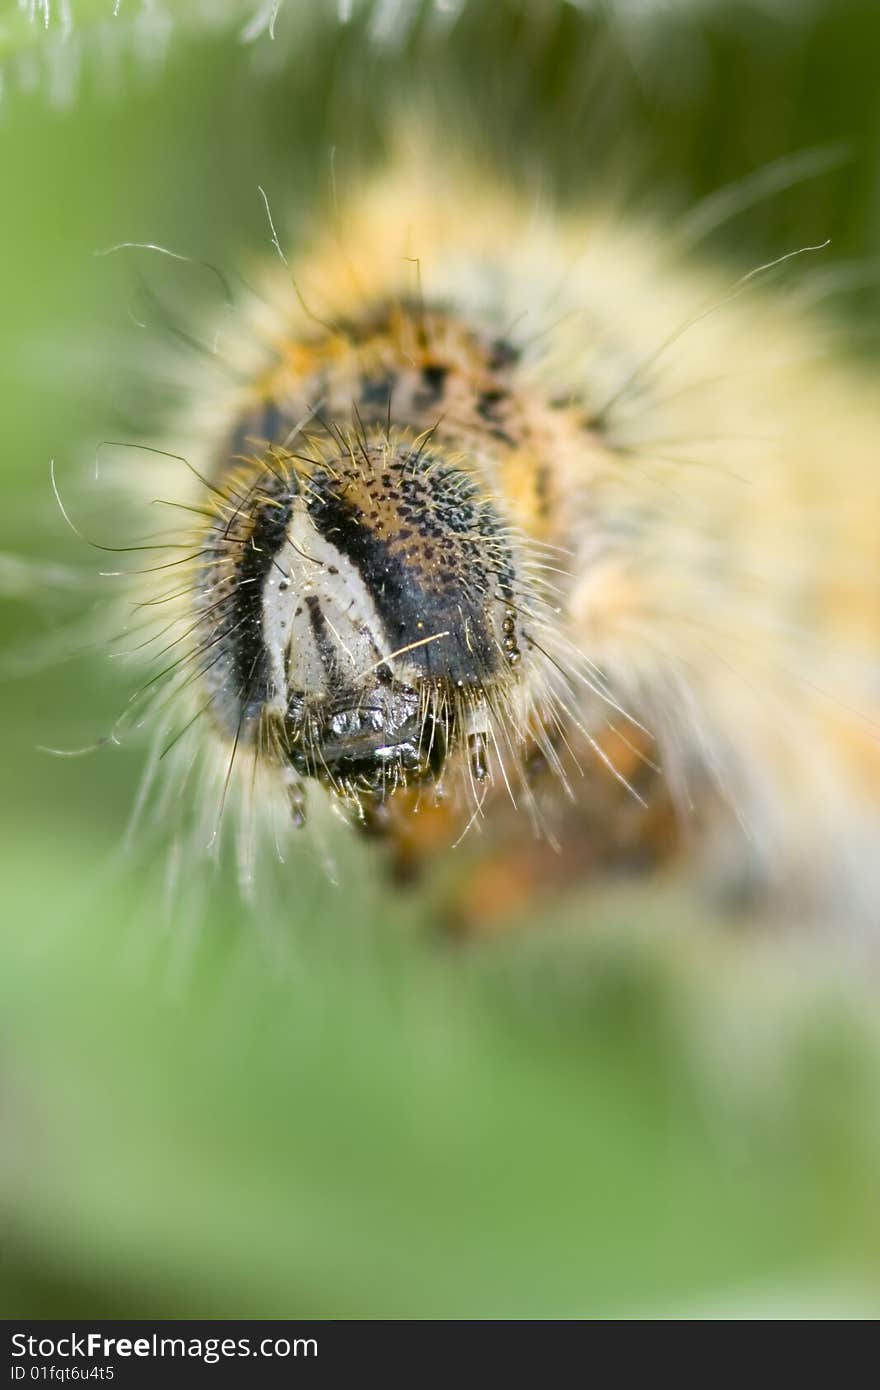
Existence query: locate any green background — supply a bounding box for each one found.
[1,0,880,1318]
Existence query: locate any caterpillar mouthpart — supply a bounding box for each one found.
[196,427,534,814]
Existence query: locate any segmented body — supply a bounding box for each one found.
[135,159,880,927]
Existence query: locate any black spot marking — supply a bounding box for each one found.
[415,362,449,408]
[476,388,516,445]
[359,374,396,409]
[488,337,520,371]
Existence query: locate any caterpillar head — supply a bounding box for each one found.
[197,429,535,818]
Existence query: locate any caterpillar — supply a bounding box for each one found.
[74,138,876,935]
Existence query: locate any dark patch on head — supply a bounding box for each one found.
[201,471,293,724]
[231,489,292,704]
[306,453,510,686]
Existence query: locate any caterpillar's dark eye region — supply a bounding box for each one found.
[196,431,529,807]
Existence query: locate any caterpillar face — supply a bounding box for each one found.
[174,290,579,838]
[198,426,529,808]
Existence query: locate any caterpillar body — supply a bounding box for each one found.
[102,153,880,931]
